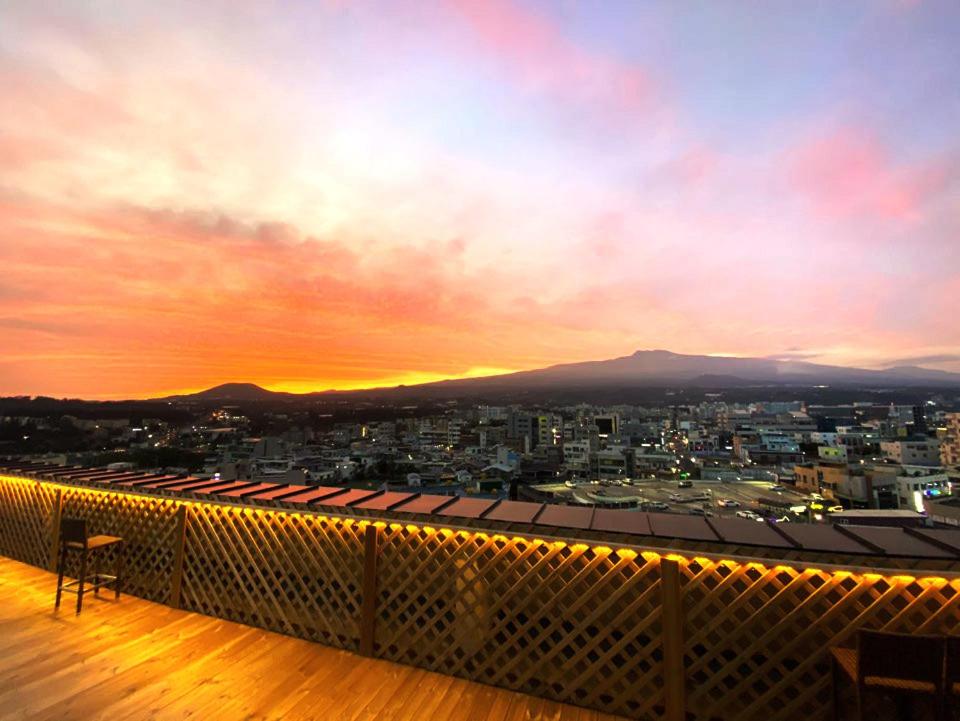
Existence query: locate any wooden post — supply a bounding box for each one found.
[48,488,63,572]
[169,504,188,608]
[661,557,686,721]
[359,523,380,656]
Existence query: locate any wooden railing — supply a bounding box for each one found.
[1,473,958,721]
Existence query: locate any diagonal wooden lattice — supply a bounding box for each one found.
[679,558,960,721]
[58,486,181,603]
[0,475,56,567]
[1,474,958,721]
[180,504,365,650]
[375,526,666,720]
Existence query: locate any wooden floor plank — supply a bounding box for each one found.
[418,674,481,721]
[0,558,625,721]
[105,627,264,721]
[457,682,503,721]
[154,631,294,720]
[29,619,246,721]
[232,640,365,721]
[183,633,334,721]
[0,613,213,715]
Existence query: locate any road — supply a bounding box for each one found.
[557,479,812,520]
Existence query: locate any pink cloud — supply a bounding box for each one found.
[659,146,718,187]
[445,0,658,117]
[787,127,954,221]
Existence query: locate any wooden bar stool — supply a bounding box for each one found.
[946,636,960,721]
[54,517,124,614]
[831,629,945,720]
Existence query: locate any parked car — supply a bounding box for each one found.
[736,510,760,520]
[688,507,714,517]
[643,501,670,511]
[677,480,693,489]
[770,485,786,493]
[717,499,741,508]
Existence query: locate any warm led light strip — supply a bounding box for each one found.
[3,473,958,588]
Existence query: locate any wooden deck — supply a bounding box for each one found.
[0,557,627,721]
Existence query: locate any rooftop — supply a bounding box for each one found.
[0,557,623,721]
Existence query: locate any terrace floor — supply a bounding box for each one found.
[0,557,627,721]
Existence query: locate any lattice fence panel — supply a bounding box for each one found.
[680,558,960,721]
[58,487,181,603]
[0,476,56,567]
[376,527,666,720]
[180,505,365,650]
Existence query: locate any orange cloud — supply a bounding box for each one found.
[0,193,598,397]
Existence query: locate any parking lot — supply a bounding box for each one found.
[535,478,814,520]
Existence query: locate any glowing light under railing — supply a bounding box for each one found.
[0,473,957,589]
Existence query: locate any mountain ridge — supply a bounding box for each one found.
[159,350,960,400]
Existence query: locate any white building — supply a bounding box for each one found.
[895,471,951,510]
[880,439,941,467]
[563,441,591,471]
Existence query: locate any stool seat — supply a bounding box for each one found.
[55,518,124,614]
[830,631,947,721]
[67,535,123,551]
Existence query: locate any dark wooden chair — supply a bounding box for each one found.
[54,517,124,614]
[946,636,960,721]
[831,629,945,721]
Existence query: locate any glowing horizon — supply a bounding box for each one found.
[150,366,522,401]
[1,1,958,398]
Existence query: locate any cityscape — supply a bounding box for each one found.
[4,350,960,528]
[1,1,959,720]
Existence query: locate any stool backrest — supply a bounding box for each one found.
[947,635,960,686]
[857,629,944,688]
[60,517,88,547]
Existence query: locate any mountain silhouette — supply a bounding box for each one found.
[161,350,960,401]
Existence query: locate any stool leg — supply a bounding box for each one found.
[76,549,87,615]
[832,656,840,721]
[93,553,100,597]
[54,545,66,610]
[115,542,123,600]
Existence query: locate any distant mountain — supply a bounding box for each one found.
[164,382,286,401]
[159,350,960,402]
[418,349,960,391]
[882,365,960,382]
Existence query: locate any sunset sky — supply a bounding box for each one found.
[2,0,959,398]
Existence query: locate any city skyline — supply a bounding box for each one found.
[2,0,959,398]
